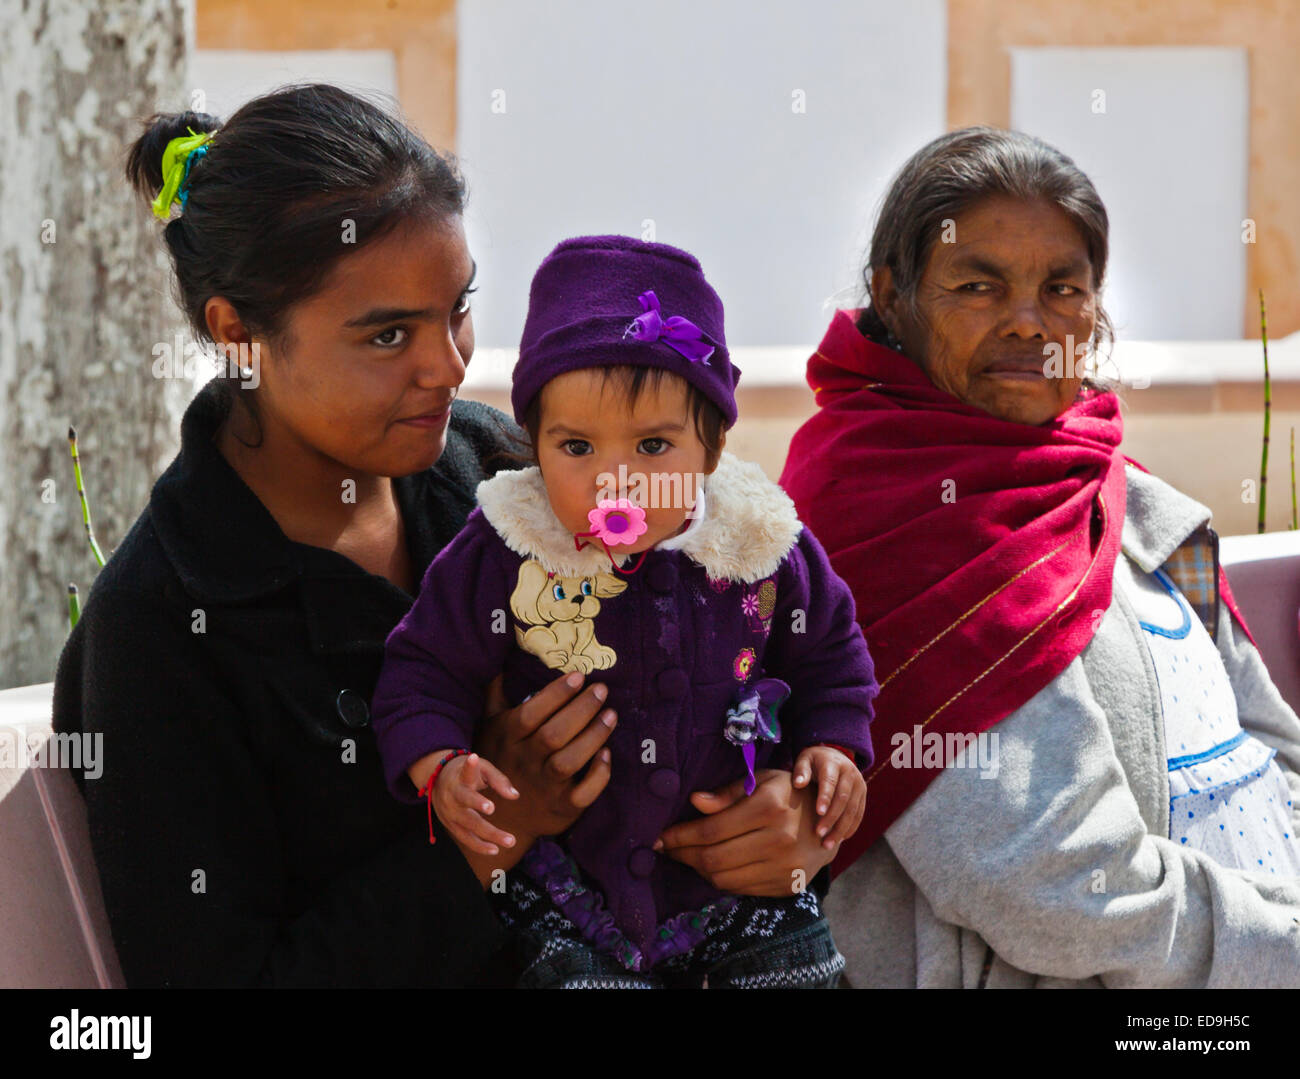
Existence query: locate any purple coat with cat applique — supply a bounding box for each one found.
[370,450,878,964]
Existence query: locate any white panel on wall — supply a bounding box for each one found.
[1011,47,1248,341]
[455,0,947,355]
[189,50,398,122]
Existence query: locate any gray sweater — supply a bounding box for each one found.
[825,464,1300,988]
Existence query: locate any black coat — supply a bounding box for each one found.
[52,378,529,987]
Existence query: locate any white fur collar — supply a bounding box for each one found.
[475,450,802,582]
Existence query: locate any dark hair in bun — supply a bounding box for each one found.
[124,109,222,201]
[125,83,467,445]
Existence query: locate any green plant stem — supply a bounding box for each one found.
[68,425,105,568]
[68,584,80,631]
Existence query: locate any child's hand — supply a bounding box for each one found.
[792,745,866,849]
[430,752,521,856]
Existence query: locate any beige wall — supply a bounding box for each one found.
[1119,382,1300,536]
[199,0,1299,339]
[197,0,1300,535]
[198,0,459,150]
[948,0,1300,341]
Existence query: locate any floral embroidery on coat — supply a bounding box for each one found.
[733,647,757,681]
[742,577,778,635]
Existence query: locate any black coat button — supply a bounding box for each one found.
[335,689,370,728]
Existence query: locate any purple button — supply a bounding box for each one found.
[628,847,657,878]
[656,667,689,699]
[646,560,678,593]
[648,768,680,799]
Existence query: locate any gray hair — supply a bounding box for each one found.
[858,125,1119,390]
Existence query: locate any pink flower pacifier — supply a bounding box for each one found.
[573,498,650,575]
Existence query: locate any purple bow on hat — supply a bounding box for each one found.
[723,677,790,795]
[623,290,715,365]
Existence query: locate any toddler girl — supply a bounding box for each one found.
[371,235,878,988]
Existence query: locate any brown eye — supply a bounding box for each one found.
[372,327,408,347]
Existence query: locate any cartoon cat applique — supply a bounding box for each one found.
[509,560,627,674]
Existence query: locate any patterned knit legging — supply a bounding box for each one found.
[490,872,845,989]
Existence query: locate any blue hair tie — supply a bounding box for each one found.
[176,143,209,208]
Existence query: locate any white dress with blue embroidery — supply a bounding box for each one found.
[1114,555,1300,875]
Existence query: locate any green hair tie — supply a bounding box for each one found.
[150,127,214,220]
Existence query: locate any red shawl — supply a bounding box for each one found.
[778,310,1256,872]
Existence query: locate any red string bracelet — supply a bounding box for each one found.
[418,749,471,844]
[818,743,858,766]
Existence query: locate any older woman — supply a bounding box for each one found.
[781,126,1300,988]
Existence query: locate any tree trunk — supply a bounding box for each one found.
[0,0,191,687]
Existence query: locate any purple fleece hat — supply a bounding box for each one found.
[511,235,742,430]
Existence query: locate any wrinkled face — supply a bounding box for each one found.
[876,195,1100,426]
[233,214,477,476]
[534,368,717,554]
